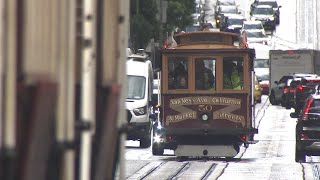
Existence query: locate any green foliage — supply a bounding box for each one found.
[165,0,195,32]
[131,14,155,51]
[130,0,159,51]
[129,0,195,50]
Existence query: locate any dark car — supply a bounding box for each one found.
[250,5,277,31]
[269,73,318,106]
[215,5,239,28]
[282,77,301,109]
[294,77,320,114]
[269,75,293,105]
[219,15,245,34]
[250,0,281,24]
[291,94,320,162]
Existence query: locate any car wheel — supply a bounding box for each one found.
[295,143,306,163]
[281,96,287,107]
[140,135,151,148]
[269,92,279,105]
[152,143,164,155]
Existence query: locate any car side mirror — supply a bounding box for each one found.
[274,81,279,84]
[278,6,282,8]
[290,112,299,118]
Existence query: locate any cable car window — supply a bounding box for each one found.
[223,57,244,90]
[168,57,188,89]
[195,58,216,90]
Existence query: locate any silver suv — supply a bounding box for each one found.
[250,5,277,31]
[269,73,318,105]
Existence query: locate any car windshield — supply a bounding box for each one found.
[243,23,263,30]
[290,80,301,88]
[127,75,146,99]
[310,100,320,112]
[203,23,214,28]
[257,1,278,9]
[254,59,269,68]
[228,18,244,25]
[257,74,269,81]
[220,6,238,14]
[218,0,236,5]
[246,31,267,38]
[253,7,274,15]
[305,80,320,86]
[186,25,200,32]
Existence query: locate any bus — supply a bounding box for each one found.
[151,31,258,158]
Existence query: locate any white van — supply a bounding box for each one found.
[126,54,153,148]
[248,43,271,95]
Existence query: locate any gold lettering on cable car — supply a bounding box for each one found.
[166,96,244,125]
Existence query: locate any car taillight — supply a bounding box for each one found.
[297,85,303,91]
[283,87,289,94]
[301,133,309,140]
[301,98,314,121]
[241,135,247,141]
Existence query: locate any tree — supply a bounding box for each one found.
[129,0,195,50]
[165,0,195,33]
[130,0,159,51]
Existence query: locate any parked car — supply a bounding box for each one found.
[291,94,320,162]
[255,75,262,103]
[293,76,320,114]
[250,5,277,31]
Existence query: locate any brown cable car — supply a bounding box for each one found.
[152,31,258,158]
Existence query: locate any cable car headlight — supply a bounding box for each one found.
[202,114,209,121]
[200,112,210,122]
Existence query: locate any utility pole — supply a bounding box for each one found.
[80,0,96,179]
[159,0,168,47]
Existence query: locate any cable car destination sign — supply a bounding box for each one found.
[165,96,245,126]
